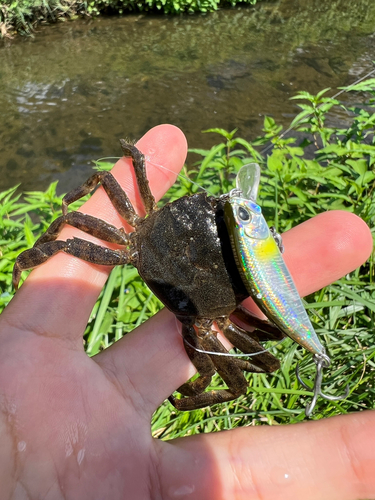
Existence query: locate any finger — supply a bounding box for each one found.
[2,125,187,344]
[95,210,372,411]
[157,410,375,500]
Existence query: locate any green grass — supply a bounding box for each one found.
[1,79,375,438]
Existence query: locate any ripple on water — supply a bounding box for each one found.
[1,0,375,192]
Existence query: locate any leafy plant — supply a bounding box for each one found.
[1,79,375,438]
[0,0,259,37]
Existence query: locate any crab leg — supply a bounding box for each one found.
[62,171,142,227]
[231,304,285,341]
[35,212,130,247]
[170,314,284,411]
[172,323,216,397]
[217,318,280,373]
[62,141,156,227]
[120,140,156,214]
[170,322,249,411]
[12,237,131,289]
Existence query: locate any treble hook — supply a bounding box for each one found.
[296,353,350,417]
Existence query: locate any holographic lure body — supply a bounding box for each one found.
[226,163,349,416]
[224,196,326,357]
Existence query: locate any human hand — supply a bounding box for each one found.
[0,125,374,500]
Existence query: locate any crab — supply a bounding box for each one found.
[13,141,286,411]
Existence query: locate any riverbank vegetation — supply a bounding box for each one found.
[1,80,375,435]
[2,0,375,38]
[1,0,258,37]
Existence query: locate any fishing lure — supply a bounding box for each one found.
[225,163,349,417]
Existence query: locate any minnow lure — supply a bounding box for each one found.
[225,163,349,416]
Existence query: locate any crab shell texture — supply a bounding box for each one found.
[134,192,249,323]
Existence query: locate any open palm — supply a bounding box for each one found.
[0,125,374,500]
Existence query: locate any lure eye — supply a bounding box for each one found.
[237,206,251,223]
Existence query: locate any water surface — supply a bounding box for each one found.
[1,0,375,192]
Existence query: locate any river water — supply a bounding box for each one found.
[1,0,375,193]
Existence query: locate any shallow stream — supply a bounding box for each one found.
[1,0,375,192]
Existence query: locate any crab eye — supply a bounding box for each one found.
[237,206,251,222]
